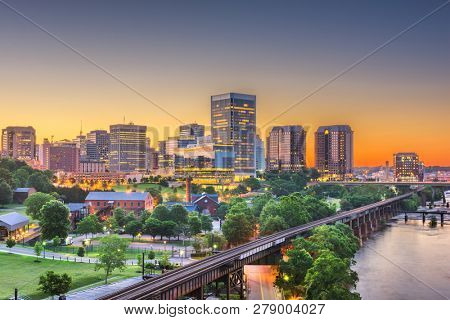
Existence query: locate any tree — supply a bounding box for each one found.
[232,184,248,195]
[151,205,171,221]
[0,180,13,206]
[77,215,103,238]
[251,193,272,217]
[308,223,359,260]
[40,200,70,240]
[95,235,129,284]
[38,271,72,299]
[24,192,56,220]
[275,247,314,297]
[0,168,13,186]
[160,220,177,240]
[13,168,29,188]
[34,241,44,260]
[222,212,254,246]
[146,188,163,205]
[204,186,216,194]
[200,214,213,233]
[52,236,61,248]
[147,250,156,260]
[113,208,128,228]
[6,237,16,253]
[260,215,287,236]
[188,214,202,236]
[144,217,162,239]
[216,202,229,220]
[169,204,189,225]
[304,251,360,300]
[104,216,119,233]
[125,220,142,240]
[243,177,261,191]
[77,247,85,257]
[27,172,53,193]
[203,231,227,250]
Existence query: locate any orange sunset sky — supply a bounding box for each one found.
[0,1,449,167]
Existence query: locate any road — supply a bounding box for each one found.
[245,265,282,300]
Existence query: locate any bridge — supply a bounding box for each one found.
[312,181,450,187]
[99,190,419,300]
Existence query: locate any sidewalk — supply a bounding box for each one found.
[0,244,196,266]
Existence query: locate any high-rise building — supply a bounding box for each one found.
[315,125,353,179]
[211,92,256,177]
[47,141,79,172]
[1,126,36,161]
[393,152,424,182]
[266,126,306,172]
[86,130,110,165]
[72,134,87,161]
[109,123,147,172]
[255,134,265,172]
[179,123,205,140]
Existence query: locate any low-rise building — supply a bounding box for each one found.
[13,187,36,204]
[85,191,153,216]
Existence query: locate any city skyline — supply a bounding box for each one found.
[1,0,449,166]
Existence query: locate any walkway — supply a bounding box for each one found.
[0,244,196,266]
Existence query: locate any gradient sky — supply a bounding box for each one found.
[0,0,449,166]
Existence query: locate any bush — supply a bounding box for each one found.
[77,247,85,257]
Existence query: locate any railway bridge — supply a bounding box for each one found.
[100,190,419,300]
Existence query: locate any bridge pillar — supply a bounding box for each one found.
[420,192,427,207]
[441,213,444,226]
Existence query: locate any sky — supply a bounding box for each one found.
[0,0,449,166]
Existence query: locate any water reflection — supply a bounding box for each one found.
[353,217,450,300]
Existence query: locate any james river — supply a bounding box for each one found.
[353,216,450,299]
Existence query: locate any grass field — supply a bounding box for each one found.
[113,183,186,201]
[0,252,141,300]
[0,204,27,216]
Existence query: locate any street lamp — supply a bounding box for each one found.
[179,249,184,266]
[42,241,46,258]
[163,240,167,252]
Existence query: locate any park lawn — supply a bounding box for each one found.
[0,203,28,216]
[0,252,141,300]
[112,183,186,201]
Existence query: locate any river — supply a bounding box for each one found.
[353,215,450,299]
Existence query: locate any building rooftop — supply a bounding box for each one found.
[14,188,35,193]
[316,125,352,133]
[192,193,219,204]
[0,212,30,231]
[67,203,87,212]
[85,192,149,201]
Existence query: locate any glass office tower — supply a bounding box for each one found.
[211,93,256,177]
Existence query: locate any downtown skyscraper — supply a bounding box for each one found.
[315,125,353,179]
[109,123,147,172]
[1,126,36,161]
[211,93,256,177]
[266,125,306,172]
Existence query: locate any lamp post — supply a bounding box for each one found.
[42,241,46,258]
[180,249,184,266]
[163,240,167,252]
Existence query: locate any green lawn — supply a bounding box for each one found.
[112,183,186,201]
[0,204,27,216]
[0,252,141,300]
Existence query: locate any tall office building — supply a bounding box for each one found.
[109,123,147,172]
[255,134,265,172]
[211,93,256,177]
[266,126,306,172]
[86,130,110,165]
[47,141,79,172]
[179,123,205,139]
[394,152,423,182]
[1,126,36,161]
[315,125,353,179]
